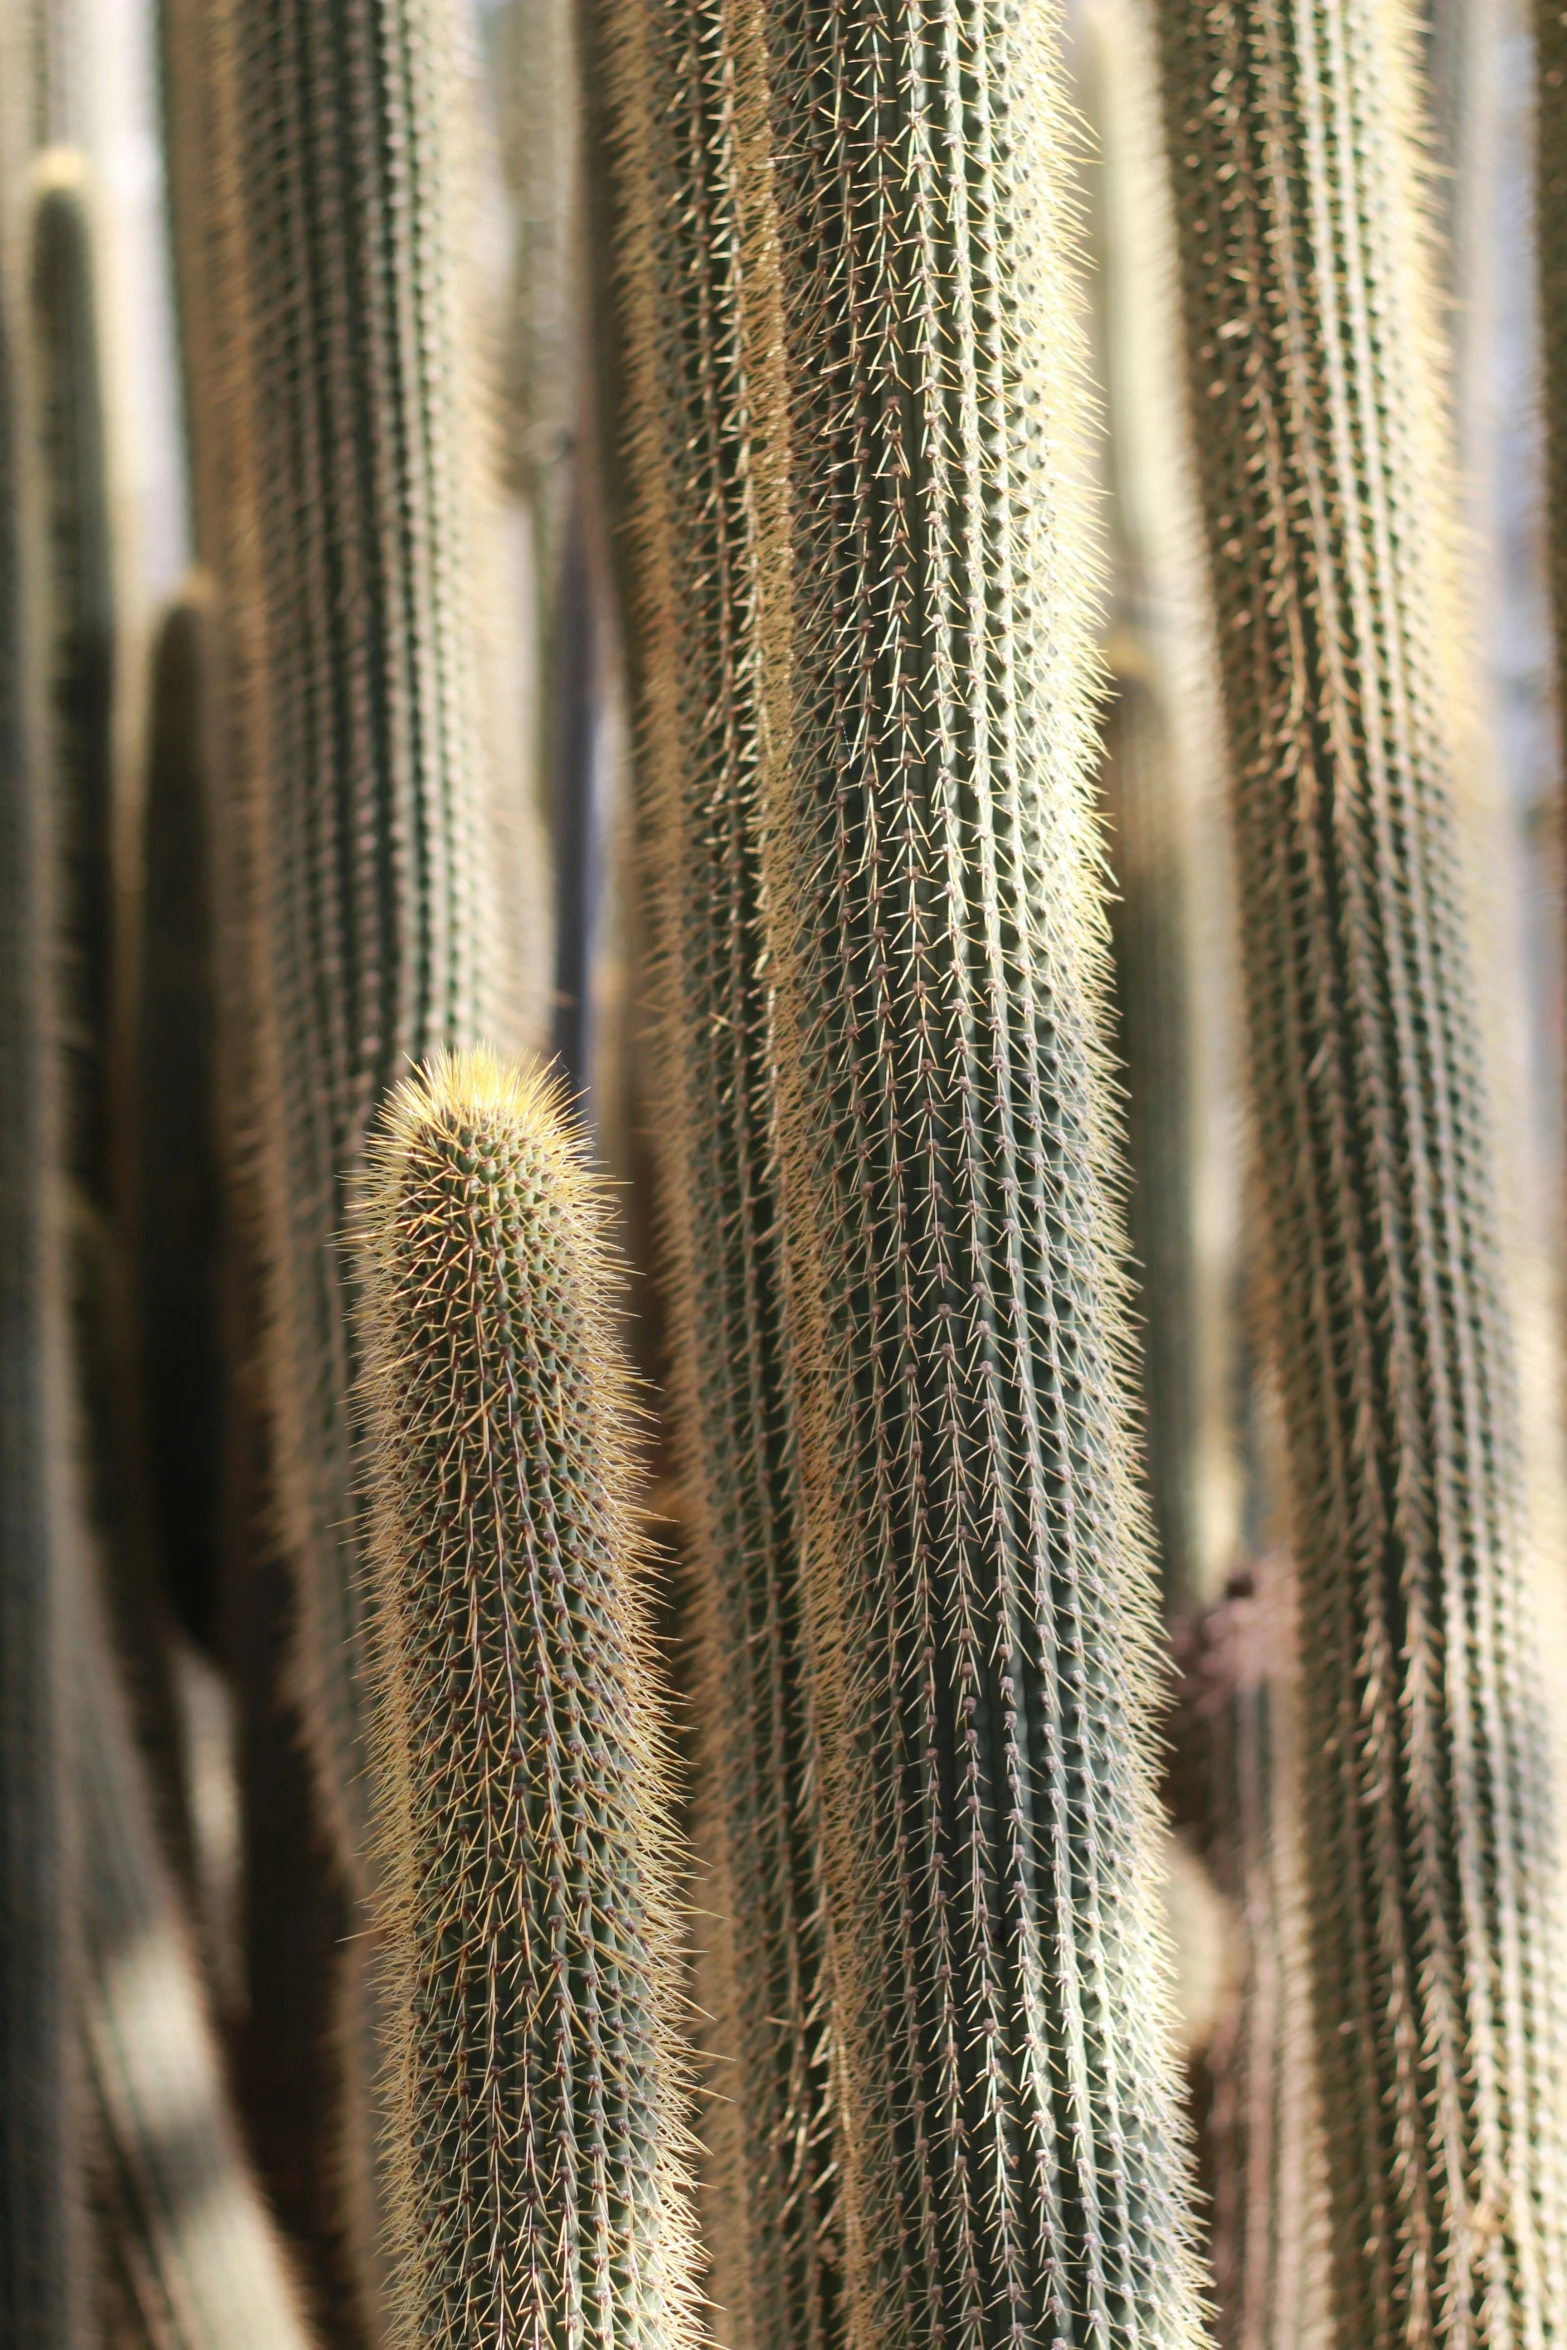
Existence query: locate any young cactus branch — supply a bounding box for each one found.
[351,1049,699,2350]
[1155,0,1567,2330]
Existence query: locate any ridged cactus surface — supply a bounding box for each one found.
[352,1049,699,2350]
[602,1,834,2339]
[161,0,523,1878]
[1155,0,1567,2332]
[0,206,77,2350]
[604,0,1205,2336]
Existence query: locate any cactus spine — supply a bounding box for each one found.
[603,0,1205,2336]
[351,1048,698,2350]
[1154,0,1567,2333]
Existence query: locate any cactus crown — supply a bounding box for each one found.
[352,1047,700,2350]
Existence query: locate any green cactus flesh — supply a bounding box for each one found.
[352,1049,699,2350]
[604,0,1206,2335]
[165,0,514,1880]
[601,0,835,2337]
[1154,0,1567,2331]
[0,195,76,2350]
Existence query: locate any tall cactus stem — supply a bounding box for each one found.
[1538,0,1567,780]
[1155,0,1567,2331]
[351,1047,699,2350]
[601,0,1207,2335]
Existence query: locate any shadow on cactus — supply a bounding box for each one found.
[350,1048,700,2350]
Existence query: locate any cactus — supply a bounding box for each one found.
[133,580,225,1652]
[350,1047,699,2350]
[1154,0,1567,2332]
[592,1,836,2341]
[601,0,1205,2337]
[157,0,536,1881]
[78,1548,317,2350]
[0,188,80,2350]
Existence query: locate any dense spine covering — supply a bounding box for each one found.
[0,188,77,2350]
[1154,0,1567,2334]
[160,0,526,1881]
[597,0,835,2340]
[757,6,1201,2339]
[603,0,1204,2338]
[1539,0,1567,756]
[351,1049,698,2350]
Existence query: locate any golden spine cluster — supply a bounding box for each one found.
[1154,0,1567,2331]
[352,1049,699,2350]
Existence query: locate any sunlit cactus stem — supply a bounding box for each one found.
[602,0,1207,2335]
[1155,0,1567,2332]
[593,0,835,2334]
[351,1049,700,2350]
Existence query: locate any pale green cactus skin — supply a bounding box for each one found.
[1154,0,1567,2334]
[602,0,1206,2338]
[352,1050,699,2350]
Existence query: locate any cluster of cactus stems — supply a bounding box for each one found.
[6,0,1567,2341]
[1154,0,1567,2336]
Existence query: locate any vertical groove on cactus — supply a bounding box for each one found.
[602,0,1206,2334]
[1538,0,1567,758]
[351,1048,699,2350]
[594,0,836,2337]
[1155,0,1567,2332]
[1096,660,1200,1611]
[0,194,78,2350]
[78,1550,317,2350]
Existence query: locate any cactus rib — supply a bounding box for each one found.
[1154,0,1567,2330]
[597,0,836,2336]
[351,1048,699,2350]
[1539,0,1567,765]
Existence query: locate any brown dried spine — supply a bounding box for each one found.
[1154,0,1567,2333]
[352,1050,699,2350]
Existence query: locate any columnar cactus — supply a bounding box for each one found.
[0,197,78,2350]
[1154,0,1567,2332]
[595,1,835,2340]
[601,0,1205,2338]
[351,1048,699,2350]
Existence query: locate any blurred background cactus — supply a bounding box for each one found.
[3,0,1567,2345]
